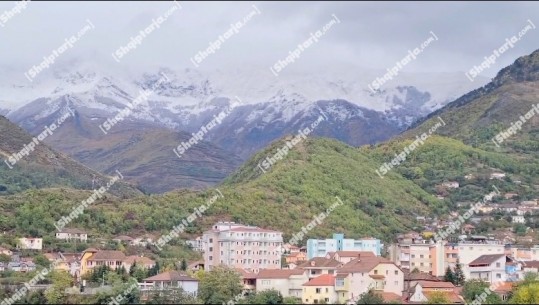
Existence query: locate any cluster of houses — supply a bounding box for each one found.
[7,217,539,304]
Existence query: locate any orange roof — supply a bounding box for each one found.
[256,269,304,279]
[339,256,393,273]
[235,268,257,279]
[124,256,155,266]
[493,282,514,292]
[419,281,455,289]
[334,251,376,258]
[303,274,335,286]
[375,292,403,303]
[423,291,463,303]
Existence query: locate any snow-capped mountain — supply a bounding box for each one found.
[3,64,488,160]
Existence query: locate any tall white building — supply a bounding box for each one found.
[202,222,283,273]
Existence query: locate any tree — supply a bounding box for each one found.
[509,282,539,304]
[462,279,501,304]
[198,266,243,304]
[411,267,420,274]
[444,266,455,284]
[245,289,284,304]
[283,297,301,304]
[426,291,450,304]
[181,259,187,271]
[33,254,50,268]
[0,254,11,264]
[356,289,384,304]
[44,270,72,304]
[453,258,466,286]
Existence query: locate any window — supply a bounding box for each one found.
[209,247,213,252]
[374,270,378,274]
[325,288,329,293]
[411,254,415,258]
[394,270,398,275]
[496,262,501,268]
[315,288,321,294]
[420,255,424,259]
[262,280,270,285]
[496,273,502,279]
[336,278,344,286]
[394,281,398,285]
[209,256,213,261]
[325,298,329,303]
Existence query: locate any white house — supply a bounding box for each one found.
[490,172,506,180]
[512,215,525,224]
[442,181,460,189]
[18,238,42,250]
[467,254,509,283]
[139,271,198,296]
[55,228,88,242]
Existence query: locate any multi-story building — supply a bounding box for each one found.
[455,240,505,278]
[18,238,42,250]
[335,256,404,304]
[467,254,508,283]
[302,274,338,304]
[297,257,342,280]
[202,222,283,272]
[186,237,205,252]
[256,269,308,298]
[388,241,445,276]
[307,234,382,259]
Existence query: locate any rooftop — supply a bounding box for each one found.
[303,274,335,286]
[144,271,198,282]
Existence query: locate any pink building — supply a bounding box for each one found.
[203,222,283,273]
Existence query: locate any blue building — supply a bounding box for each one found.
[306,233,383,259]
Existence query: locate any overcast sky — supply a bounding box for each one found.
[1,1,538,77]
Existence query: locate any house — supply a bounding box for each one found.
[325,251,375,264]
[55,228,88,242]
[442,181,460,189]
[335,256,404,304]
[256,268,308,298]
[512,215,525,224]
[504,193,518,200]
[302,274,338,304]
[464,174,474,180]
[123,256,155,271]
[467,254,514,283]
[185,236,204,252]
[285,252,307,265]
[112,235,135,245]
[139,271,198,296]
[492,282,515,302]
[408,281,463,303]
[403,270,441,292]
[4,255,36,272]
[132,234,155,247]
[18,238,42,250]
[44,252,81,278]
[296,257,342,279]
[187,260,204,272]
[490,172,506,180]
[235,268,257,294]
[0,247,13,256]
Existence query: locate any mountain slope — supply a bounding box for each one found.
[9,97,243,194]
[407,49,539,157]
[0,137,444,243]
[0,115,141,197]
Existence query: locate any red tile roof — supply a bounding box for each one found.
[297,257,341,269]
[418,281,456,289]
[375,292,403,303]
[339,256,393,273]
[423,291,463,303]
[469,254,505,266]
[88,250,126,261]
[303,274,335,286]
[256,269,304,279]
[334,251,376,258]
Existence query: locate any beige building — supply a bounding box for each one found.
[18,238,42,250]
[55,228,88,242]
[202,222,283,272]
[256,269,308,298]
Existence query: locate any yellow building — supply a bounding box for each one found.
[302,274,337,304]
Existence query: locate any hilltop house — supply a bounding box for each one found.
[18,238,42,250]
[55,228,88,242]
[139,271,198,296]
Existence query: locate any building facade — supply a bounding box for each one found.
[202,222,283,272]
[307,234,382,259]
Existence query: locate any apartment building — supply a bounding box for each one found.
[202,222,283,272]
[307,234,382,259]
[455,240,505,278]
[388,241,445,276]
